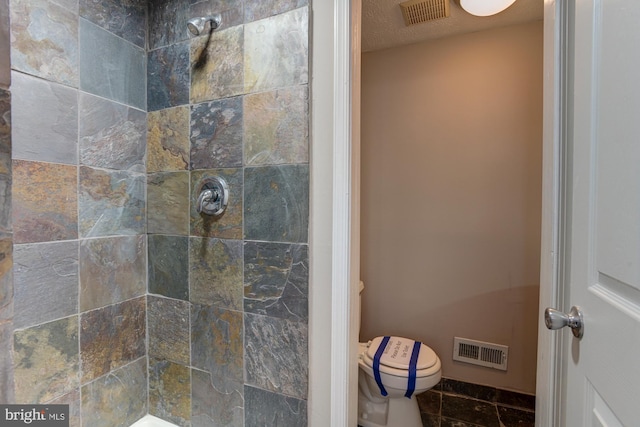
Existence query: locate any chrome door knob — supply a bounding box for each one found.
[544,306,584,339]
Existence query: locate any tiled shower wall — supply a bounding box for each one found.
[146,0,309,425]
[1,0,310,425]
[0,0,11,407]
[7,0,149,425]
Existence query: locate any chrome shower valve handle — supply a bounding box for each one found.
[196,189,216,213]
[196,176,229,216]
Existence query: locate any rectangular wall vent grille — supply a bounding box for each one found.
[453,337,508,371]
[399,0,450,26]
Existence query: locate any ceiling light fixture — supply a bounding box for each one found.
[458,0,517,17]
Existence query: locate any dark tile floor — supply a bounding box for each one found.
[416,378,535,427]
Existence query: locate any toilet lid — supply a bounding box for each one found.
[365,336,438,372]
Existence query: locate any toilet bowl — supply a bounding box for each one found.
[357,336,442,427]
[357,282,442,426]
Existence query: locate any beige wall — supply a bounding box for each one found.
[360,21,543,394]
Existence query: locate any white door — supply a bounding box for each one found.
[550,0,640,424]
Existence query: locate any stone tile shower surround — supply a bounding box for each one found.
[0,82,12,405]
[2,1,310,427]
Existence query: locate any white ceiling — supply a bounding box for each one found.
[362,0,544,52]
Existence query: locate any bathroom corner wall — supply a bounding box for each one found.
[7,0,148,425]
[3,0,310,425]
[361,22,543,394]
[146,1,310,426]
[0,0,12,404]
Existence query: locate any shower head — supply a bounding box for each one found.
[187,14,222,36]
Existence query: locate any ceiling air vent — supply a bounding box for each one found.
[453,337,509,371]
[399,0,451,26]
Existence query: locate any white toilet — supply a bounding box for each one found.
[358,283,442,427]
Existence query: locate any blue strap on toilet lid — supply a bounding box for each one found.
[373,336,391,397]
[404,340,422,398]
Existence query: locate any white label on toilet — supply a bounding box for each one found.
[384,338,411,362]
[378,337,415,369]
